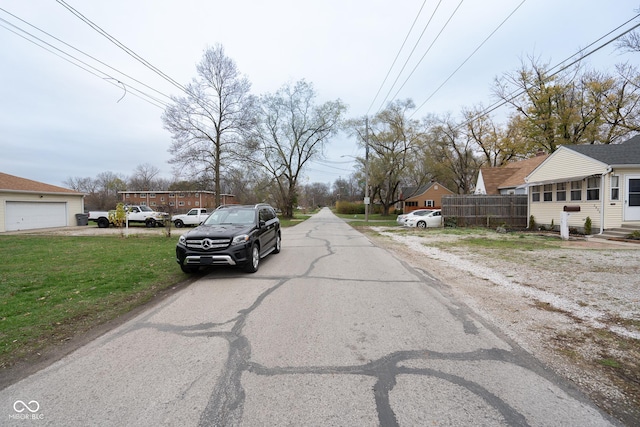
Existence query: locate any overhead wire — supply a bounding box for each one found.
[453,13,640,131]
[386,0,465,109]
[410,0,526,118]
[55,0,188,96]
[373,0,444,114]
[0,7,172,104]
[0,13,168,109]
[366,0,428,116]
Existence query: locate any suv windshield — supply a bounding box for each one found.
[204,208,256,226]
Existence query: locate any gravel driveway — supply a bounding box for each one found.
[365,226,640,426]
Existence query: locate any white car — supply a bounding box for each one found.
[397,209,433,225]
[403,209,442,228]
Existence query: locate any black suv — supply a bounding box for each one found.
[176,204,281,274]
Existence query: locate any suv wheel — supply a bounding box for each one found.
[273,233,281,254]
[244,243,260,273]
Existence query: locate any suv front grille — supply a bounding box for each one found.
[186,238,231,250]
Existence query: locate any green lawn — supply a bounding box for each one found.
[1,214,314,370]
[0,234,187,369]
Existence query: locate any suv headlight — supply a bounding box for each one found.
[178,235,186,245]
[231,234,250,246]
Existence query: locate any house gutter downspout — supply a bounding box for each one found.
[599,167,612,235]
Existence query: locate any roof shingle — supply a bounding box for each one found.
[0,172,82,195]
[564,134,640,165]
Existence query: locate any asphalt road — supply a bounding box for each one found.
[0,208,618,426]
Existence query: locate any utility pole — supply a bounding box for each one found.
[365,116,370,222]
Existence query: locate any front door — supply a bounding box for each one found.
[625,176,640,221]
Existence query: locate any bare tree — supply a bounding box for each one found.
[162,44,256,206]
[424,116,481,194]
[246,80,346,218]
[348,99,429,215]
[128,163,161,190]
[494,57,640,152]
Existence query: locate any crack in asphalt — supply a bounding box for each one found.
[134,223,538,426]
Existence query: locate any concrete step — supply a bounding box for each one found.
[593,225,640,240]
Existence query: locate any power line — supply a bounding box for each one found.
[374,0,445,114]
[0,14,168,109]
[0,7,172,104]
[385,0,465,108]
[454,14,640,131]
[366,0,428,115]
[410,0,526,117]
[55,0,188,96]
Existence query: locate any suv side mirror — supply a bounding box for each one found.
[259,220,266,228]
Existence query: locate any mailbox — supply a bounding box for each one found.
[563,205,580,212]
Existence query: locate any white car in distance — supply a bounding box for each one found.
[397,209,432,225]
[403,209,442,228]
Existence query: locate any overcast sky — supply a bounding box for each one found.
[1,1,639,188]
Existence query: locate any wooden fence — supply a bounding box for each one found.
[441,195,528,228]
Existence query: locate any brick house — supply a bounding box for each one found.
[399,182,454,213]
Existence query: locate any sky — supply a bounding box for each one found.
[1,0,639,189]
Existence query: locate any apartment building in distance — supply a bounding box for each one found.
[118,191,236,213]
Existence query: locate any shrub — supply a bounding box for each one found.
[627,230,640,240]
[109,203,126,228]
[528,215,536,230]
[335,200,365,215]
[584,216,592,235]
[444,216,458,228]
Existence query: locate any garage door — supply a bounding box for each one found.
[5,201,68,231]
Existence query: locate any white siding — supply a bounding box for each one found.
[527,147,608,183]
[474,170,486,195]
[530,200,602,231]
[0,192,84,232]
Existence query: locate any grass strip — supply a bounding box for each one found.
[0,235,185,369]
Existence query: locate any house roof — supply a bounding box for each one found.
[498,154,549,189]
[401,181,452,199]
[478,154,549,194]
[563,134,640,165]
[0,172,82,195]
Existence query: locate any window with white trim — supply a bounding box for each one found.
[543,184,553,201]
[586,177,600,201]
[610,175,620,200]
[556,182,566,201]
[424,200,434,207]
[570,181,582,201]
[532,185,540,202]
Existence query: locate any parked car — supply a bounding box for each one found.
[397,209,434,225]
[171,208,209,228]
[175,204,281,274]
[403,209,442,228]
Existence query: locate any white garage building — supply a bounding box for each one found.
[0,172,85,232]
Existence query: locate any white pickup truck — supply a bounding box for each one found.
[171,208,209,228]
[87,205,169,228]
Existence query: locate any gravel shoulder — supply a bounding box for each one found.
[363,226,640,426]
